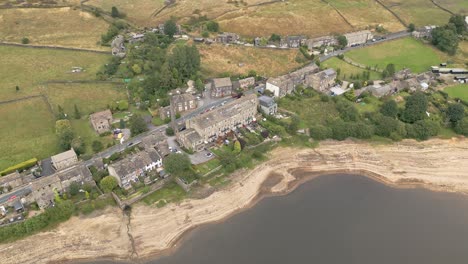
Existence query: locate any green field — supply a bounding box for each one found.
[0,98,59,170]
[445,84,468,101]
[277,96,339,128]
[70,119,116,156]
[45,83,127,115]
[0,45,110,101]
[322,57,381,81]
[346,37,447,73]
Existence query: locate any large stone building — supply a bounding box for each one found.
[211,77,233,98]
[280,35,307,48]
[177,94,258,151]
[90,109,113,134]
[412,25,436,38]
[159,93,197,120]
[305,68,337,92]
[233,77,255,91]
[108,150,162,189]
[51,149,78,171]
[344,30,373,46]
[266,64,319,97]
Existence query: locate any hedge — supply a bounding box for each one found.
[0,158,38,176]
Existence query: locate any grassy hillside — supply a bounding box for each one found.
[0,7,109,50]
[198,44,305,78]
[0,45,110,101]
[445,84,468,101]
[380,0,452,26]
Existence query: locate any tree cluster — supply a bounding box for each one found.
[431,15,465,55]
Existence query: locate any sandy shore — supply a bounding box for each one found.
[2,138,468,264]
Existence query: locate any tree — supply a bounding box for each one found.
[132,64,142,74]
[92,140,103,152]
[410,119,440,140]
[111,6,120,18]
[401,92,428,123]
[168,45,201,81]
[55,119,74,150]
[206,21,219,32]
[100,176,118,193]
[73,104,81,119]
[233,140,242,153]
[69,182,81,196]
[165,127,174,136]
[71,137,85,155]
[447,103,465,123]
[164,19,178,37]
[431,27,459,55]
[385,64,396,77]
[408,23,415,32]
[195,78,204,92]
[269,34,281,42]
[21,37,29,44]
[15,86,19,92]
[380,99,398,118]
[57,105,67,119]
[449,14,466,35]
[337,35,347,48]
[454,117,468,136]
[129,114,148,135]
[336,100,359,122]
[163,153,191,175]
[119,119,125,129]
[309,125,332,140]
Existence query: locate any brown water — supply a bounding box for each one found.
[97,174,468,264]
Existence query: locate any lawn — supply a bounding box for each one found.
[70,119,116,156]
[141,181,186,207]
[0,45,110,101]
[198,44,304,78]
[346,37,447,73]
[445,84,468,101]
[277,96,339,128]
[193,158,221,176]
[44,83,127,116]
[0,7,109,50]
[0,98,59,171]
[322,57,381,81]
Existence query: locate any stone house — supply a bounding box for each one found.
[233,77,255,91]
[216,32,239,44]
[344,30,373,47]
[280,35,307,48]
[159,93,197,119]
[305,36,338,50]
[111,35,126,57]
[211,77,233,98]
[90,109,113,134]
[306,69,337,92]
[51,149,78,171]
[108,150,162,189]
[177,128,204,152]
[412,25,436,38]
[266,64,319,97]
[258,96,277,115]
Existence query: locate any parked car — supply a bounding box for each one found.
[205,152,213,158]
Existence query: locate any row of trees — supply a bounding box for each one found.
[431,14,466,55]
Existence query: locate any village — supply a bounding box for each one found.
[0,12,467,237]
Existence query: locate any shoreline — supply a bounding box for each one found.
[2,138,468,264]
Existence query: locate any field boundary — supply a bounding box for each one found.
[0,41,109,54]
[372,0,407,27]
[430,0,455,15]
[342,57,383,73]
[0,94,54,114]
[210,0,283,21]
[320,0,355,29]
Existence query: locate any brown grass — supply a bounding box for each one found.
[380,0,451,26]
[198,43,304,78]
[0,7,109,50]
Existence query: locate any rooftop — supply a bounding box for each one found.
[212,77,232,88]
[189,94,258,130]
[258,96,275,107]
[51,149,77,165]
[109,150,161,178]
[90,109,112,122]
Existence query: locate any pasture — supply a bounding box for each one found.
[445,84,468,101]
[345,37,447,73]
[0,45,110,101]
[322,57,382,81]
[0,7,109,50]
[0,98,58,171]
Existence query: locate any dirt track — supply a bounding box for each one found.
[2,138,468,264]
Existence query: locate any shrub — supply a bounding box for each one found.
[0,158,38,176]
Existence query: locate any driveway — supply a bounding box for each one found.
[189,150,215,165]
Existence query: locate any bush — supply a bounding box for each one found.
[92,140,104,152]
[0,158,38,176]
[309,125,332,140]
[320,94,330,102]
[21,37,29,44]
[165,127,174,136]
[100,176,118,193]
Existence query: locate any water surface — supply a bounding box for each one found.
[102,174,468,264]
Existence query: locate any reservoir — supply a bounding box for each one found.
[101,174,468,264]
